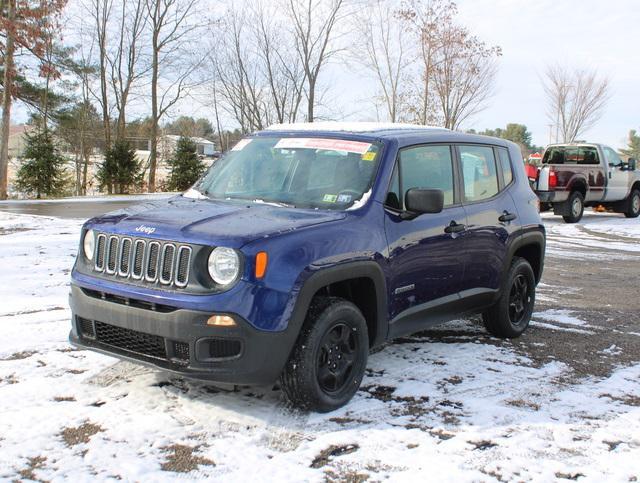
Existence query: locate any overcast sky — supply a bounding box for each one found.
[452,0,639,149]
[13,0,640,151]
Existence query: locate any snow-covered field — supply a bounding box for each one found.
[1,210,639,482]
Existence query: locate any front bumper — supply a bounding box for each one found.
[68,284,296,385]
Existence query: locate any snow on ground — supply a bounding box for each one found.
[1,211,640,482]
[542,211,640,259]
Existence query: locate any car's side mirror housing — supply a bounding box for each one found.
[628,158,637,171]
[403,188,444,218]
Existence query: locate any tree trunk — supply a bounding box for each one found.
[307,78,315,122]
[82,152,89,196]
[148,46,159,192]
[0,0,16,200]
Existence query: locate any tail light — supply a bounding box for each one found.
[548,169,558,189]
[525,163,538,180]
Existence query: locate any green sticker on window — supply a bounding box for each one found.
[323,194,337,203]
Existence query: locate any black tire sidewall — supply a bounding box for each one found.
[626,190,640,218]
[485,258,536,338]
[563,191,584,223]
[282,299,368,412]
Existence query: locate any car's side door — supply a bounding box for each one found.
[457,144,520,306]
[602,145,631,201]
[384,144,468,335]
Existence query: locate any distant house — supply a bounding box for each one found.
[163,135,216,157]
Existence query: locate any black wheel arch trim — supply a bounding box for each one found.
[288,261,388,350]
[503,231,546,287]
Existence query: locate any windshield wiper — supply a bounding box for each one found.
[251,199,296,208]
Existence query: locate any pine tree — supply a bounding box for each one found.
[97,140,142,194]
[15,129,69,199]
[621,130,640,160]
[166,136,206,191]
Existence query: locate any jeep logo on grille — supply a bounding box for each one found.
[135,225,156,235]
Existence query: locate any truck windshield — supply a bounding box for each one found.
[193,136,383,209]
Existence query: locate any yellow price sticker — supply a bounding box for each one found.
[361,151,376,161]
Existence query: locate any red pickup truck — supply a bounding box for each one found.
[532,143,640,223]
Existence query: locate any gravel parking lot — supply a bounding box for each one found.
[0,208,638,482]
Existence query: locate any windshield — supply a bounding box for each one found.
[193,136,383,209]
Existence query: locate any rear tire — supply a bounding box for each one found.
[483,257,536,339]
[624,189,640,218]
[562,191,584,223]
[280,297,368,412]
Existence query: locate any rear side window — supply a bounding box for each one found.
[497,147,513,186]
[398,145,455,207]
[459,145,499,202]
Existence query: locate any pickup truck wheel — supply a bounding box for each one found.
[624,189,640,218]
[562,191,584,223]
[280,297,368,412]
[482,257,535,339]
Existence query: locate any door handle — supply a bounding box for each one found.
[444,221,465,234]
[499,211,517,222]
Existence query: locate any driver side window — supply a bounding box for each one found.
[385,145,455,210]
[604,147,623,167]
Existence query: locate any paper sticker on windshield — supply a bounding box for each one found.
[274,138,371,154]
[323,194,338,203]
[337,194,352,203]
[231,138,252,151]
[361,151,376,161]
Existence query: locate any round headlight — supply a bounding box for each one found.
[83,229,95,261]
[207,247,240,285]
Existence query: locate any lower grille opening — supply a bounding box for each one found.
[81,288,177,313]
[173,341,190,362]
[208,338,242,359]
[78,317,95,339]
[94,321,167,360]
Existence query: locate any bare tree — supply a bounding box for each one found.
[145,0,204,192]
[431,24,500,130]
[544,64,610,143]
[354,0,411,122]
[285,0,346,122]
[109,0,148,140]
[253,1,305,124]
[399,0,456,125]
[87,0,114,148]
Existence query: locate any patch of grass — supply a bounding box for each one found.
[161,444,215,473]
[469,440,498,451]
[324,468,369,482]
[310,444,359,469]
[64,368,86,375]
[555,472,585,480]
[61,422,104,446]
[54,396,76,402]
[506,399,541,411]
[1,350,37,361]
[0,374,18,385]
[600,393,640,406]
[18,455,46,481]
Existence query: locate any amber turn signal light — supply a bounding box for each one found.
[255,251,268,279]
[207,315,236,327]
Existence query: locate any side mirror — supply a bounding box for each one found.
[403,188,444,218]
[629,158,637,171]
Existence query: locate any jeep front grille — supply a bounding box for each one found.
[93,233,191,288]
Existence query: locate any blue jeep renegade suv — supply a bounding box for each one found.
[70,123,546,412]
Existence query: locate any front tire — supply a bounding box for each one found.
[624,189,640,218]
[483,257,536,339]
[280,297,369,412]
[562,191,584,223]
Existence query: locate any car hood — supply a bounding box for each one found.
[85,195,346,247]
